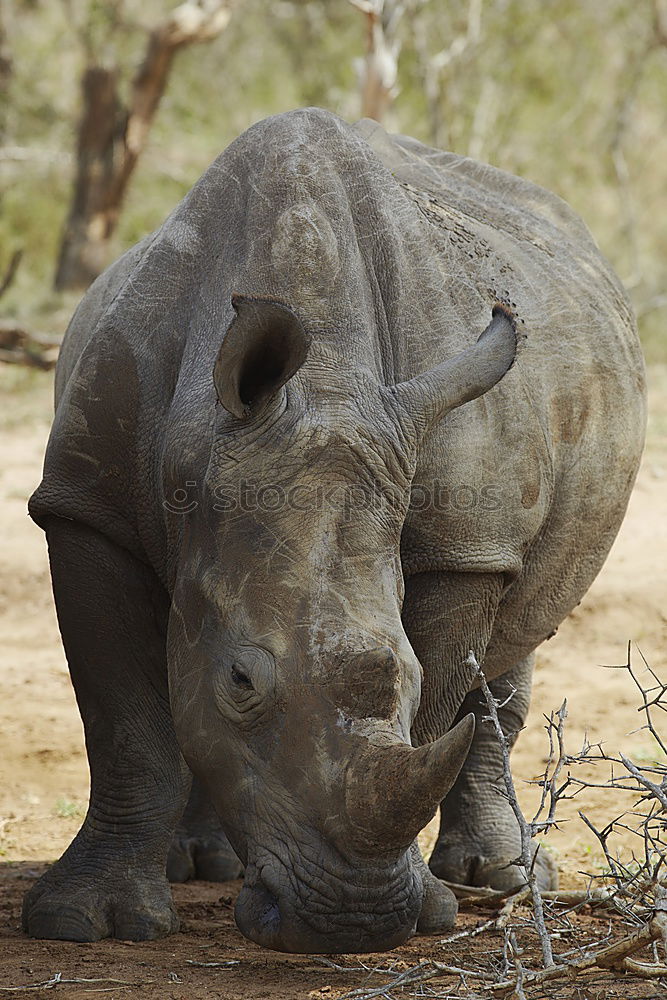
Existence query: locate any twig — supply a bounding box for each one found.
[439,916,497,944]
[607,642,667,757]
[623,956,667,976]
[530,701,574,837]
[496,888,529,930]
[619,753,667,810]
[184,959,240,968]
[505,930,527,1000]
[468,651,555,968]
[310,957,367,973]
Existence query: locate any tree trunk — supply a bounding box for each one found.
[349,0,404,123]
[55,1,237,292]
[54,66,125,291]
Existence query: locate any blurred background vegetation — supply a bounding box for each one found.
[0,0,665,360]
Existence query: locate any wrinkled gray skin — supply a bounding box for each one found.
[25,109,646,953]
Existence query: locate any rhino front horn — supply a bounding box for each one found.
[345,713,475,854]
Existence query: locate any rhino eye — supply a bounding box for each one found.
[231,664,253,689]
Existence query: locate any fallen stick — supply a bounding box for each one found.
[443,880,613,908]
[0,973,152,993]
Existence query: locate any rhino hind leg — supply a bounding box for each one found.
[429,655,558,892]
[167,775,243,882]
[23,519,189,942]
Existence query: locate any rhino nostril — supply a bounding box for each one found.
[234,871,282,948]
[252,879,280,926]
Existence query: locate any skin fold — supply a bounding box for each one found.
[25,109,645,953]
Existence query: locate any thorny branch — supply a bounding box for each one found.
[467,651,555,969]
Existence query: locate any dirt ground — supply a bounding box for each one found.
[0,363,665,998]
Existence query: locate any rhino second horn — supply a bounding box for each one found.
[383,305,518,434]
[345,713,475,854]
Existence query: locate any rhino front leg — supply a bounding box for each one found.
[402,570,504,932]
[430,655,558,891]
[23,519,190,942]
[167,775,242,883]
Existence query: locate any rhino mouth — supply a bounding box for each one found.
[234,852,422,954]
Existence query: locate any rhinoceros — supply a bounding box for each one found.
[25,108,645,953]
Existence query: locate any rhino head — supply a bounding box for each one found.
[167,295,517,952]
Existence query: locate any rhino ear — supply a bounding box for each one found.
[214,295,311,419]
[384,304,519,432]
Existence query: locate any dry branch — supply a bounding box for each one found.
[468,651,555,969]
[0,322,60,369]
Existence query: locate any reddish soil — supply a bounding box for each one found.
[1,863,664,999]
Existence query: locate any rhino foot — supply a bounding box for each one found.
[429,840,558,893]
[167,830,243,883]
[168,776,243,883]
[23,864,179,942]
